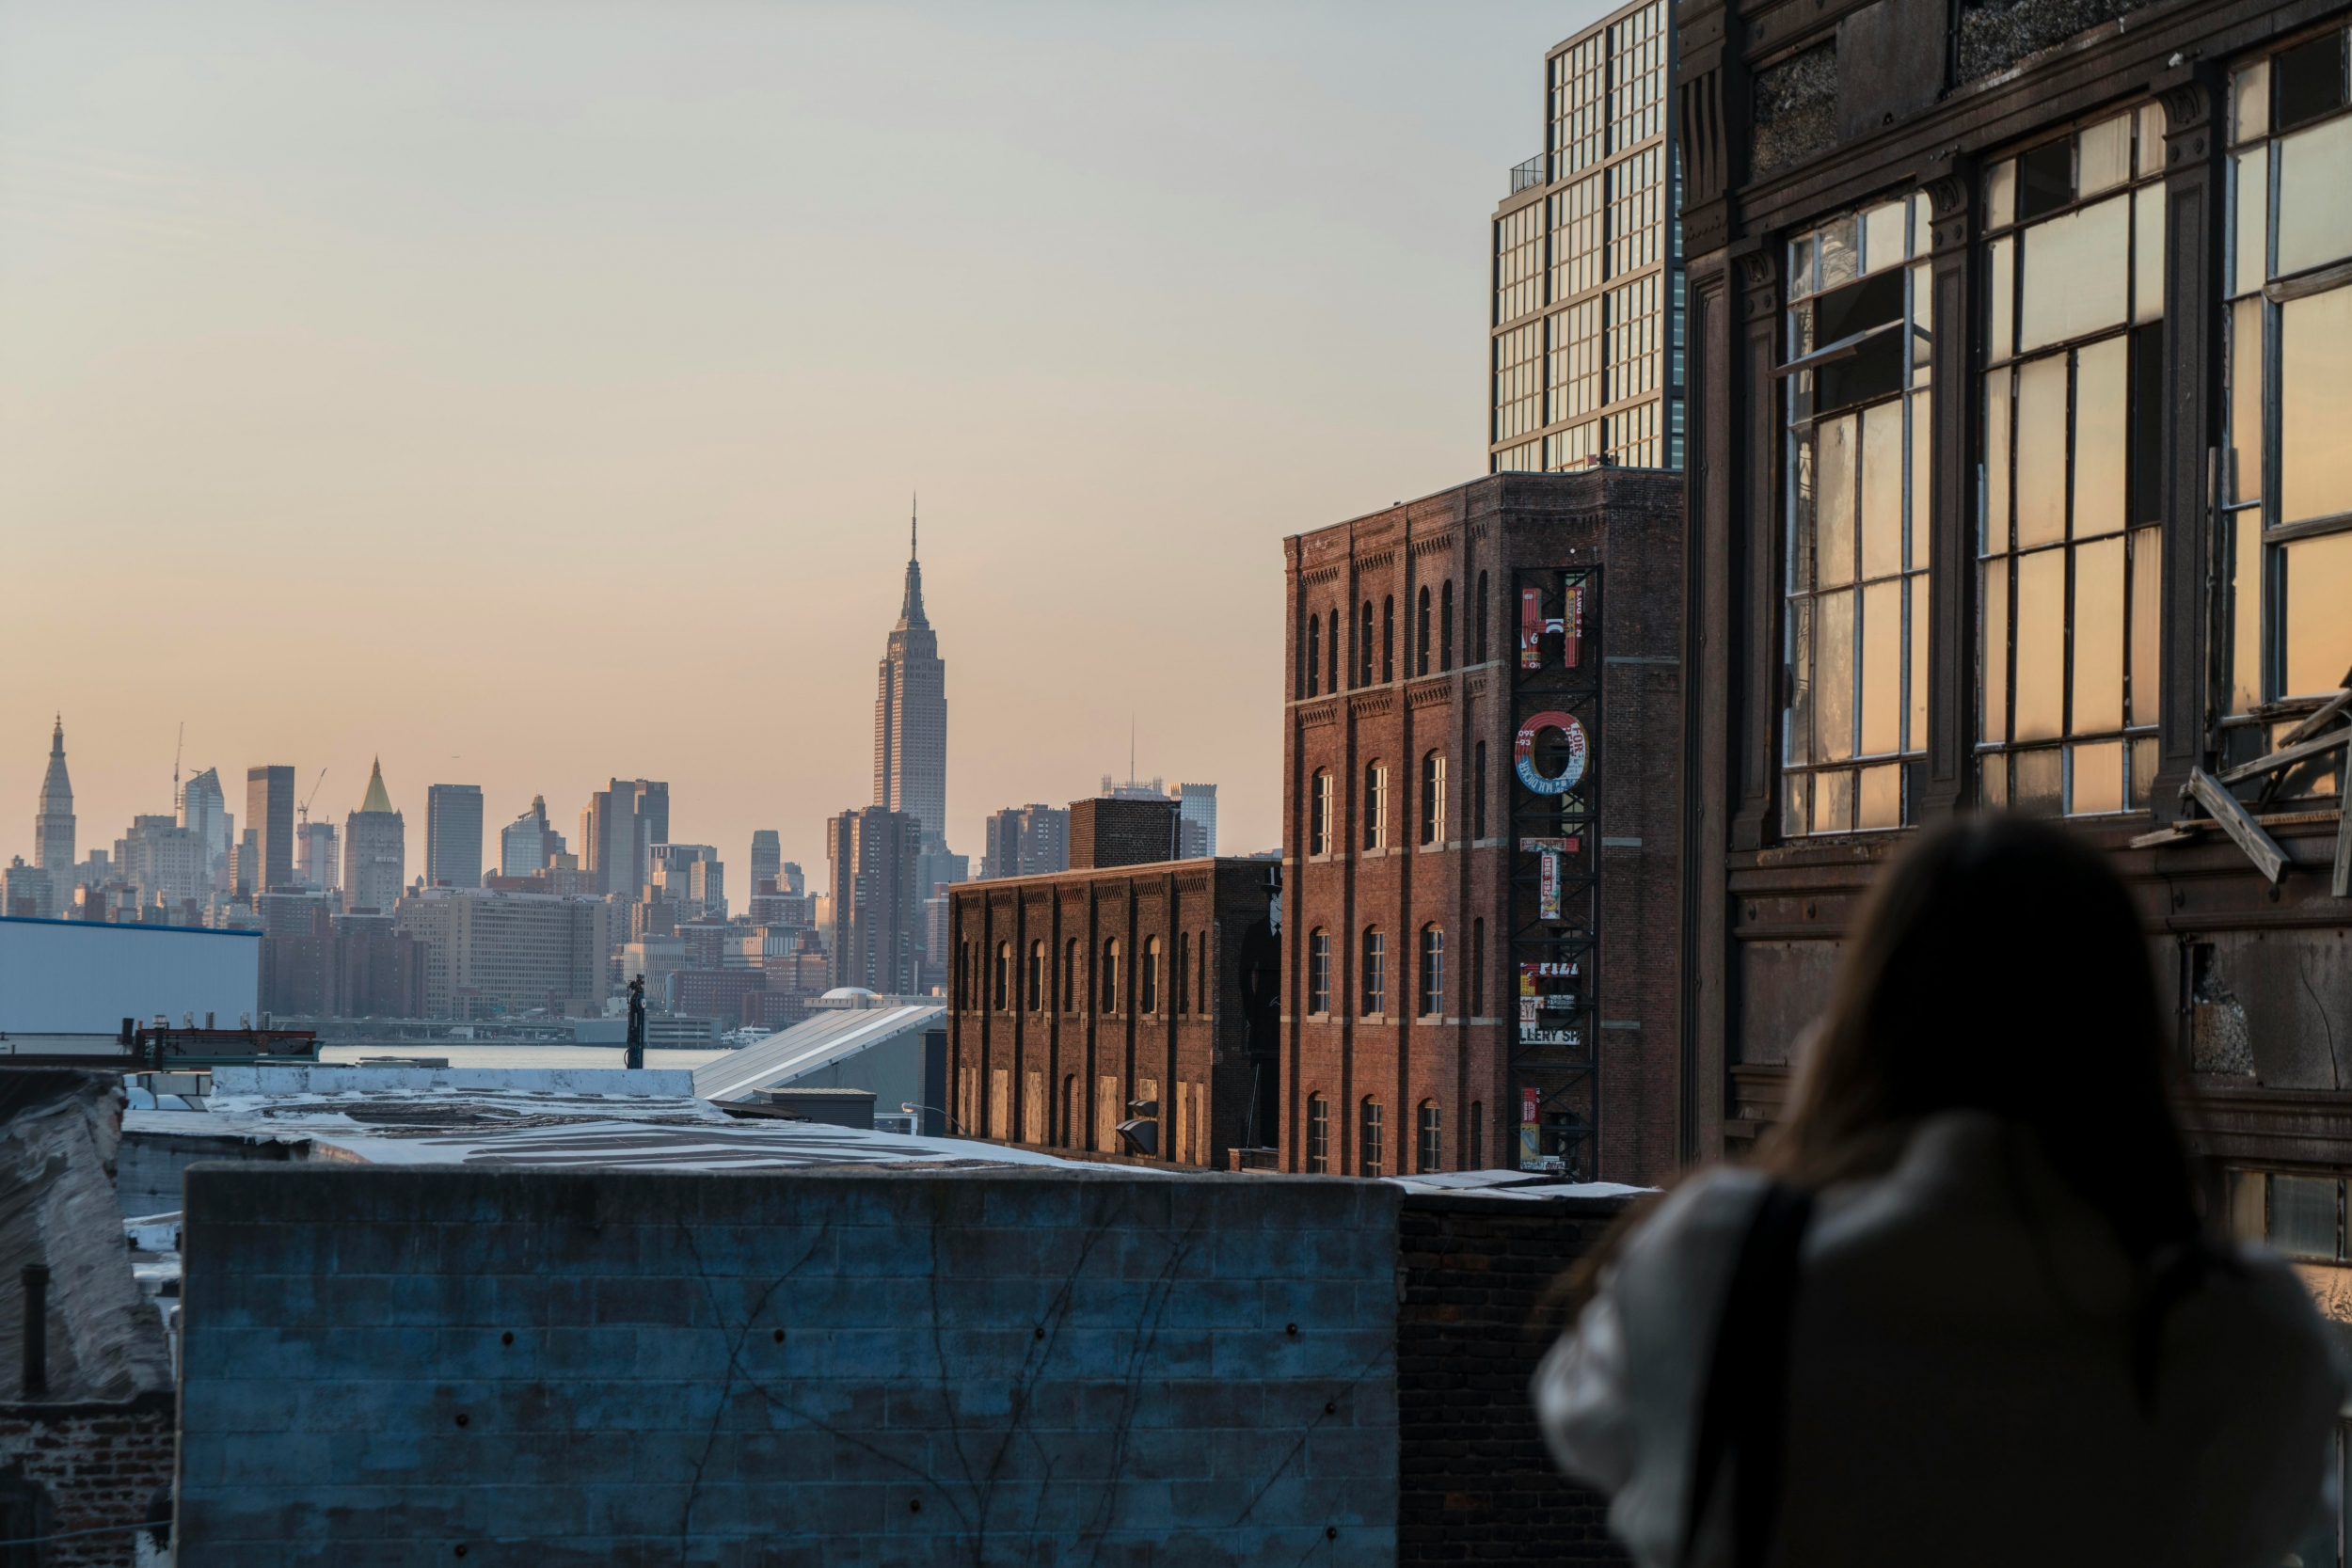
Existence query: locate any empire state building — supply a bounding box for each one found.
[873,508,950,859]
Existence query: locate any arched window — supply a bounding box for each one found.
[1141,936,1160,1014]
[1026,941,1044,1011]
[1327,610,1340,693]
[1418,1101,1442,1174]
[1421,751,1446,846]
[1310,769,1334,856]
[1440,579,1454,672]
[1419,925,1445,1017]
[1474,569,1490,661]
[1176,931,1191,1014]
[1359,1098,1385,1178]
[1307,1093,1330,1173]
[993,942,1009,1011]
[1470,919,1486,1015]
[1472,741,1488,839]
[1101,939,1120,1014]
[1416,586,1432,676]
[1198,930,1211,1015]
[1470,1102,1485,1170]
[1308,929,1331,1015]
[1359,602,1375,686]
[1305,614,1320,697]
[1363,761,1387,851]
[1361,927,1387,1017]
[1063,939,1079,1013]
[1382,595,1395,681]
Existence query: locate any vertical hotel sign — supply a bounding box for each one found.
[1510,568,1600,1176]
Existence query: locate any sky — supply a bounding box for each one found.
[0,0,1605,881]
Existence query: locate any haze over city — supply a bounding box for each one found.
[0,0,1597,872]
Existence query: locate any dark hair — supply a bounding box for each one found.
[1760,813,2198,1263]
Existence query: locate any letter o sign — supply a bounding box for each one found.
[1514,711,1588,795]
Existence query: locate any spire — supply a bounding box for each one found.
[50,715,62,758]
[898,495,928,627]
[359,756,394,815]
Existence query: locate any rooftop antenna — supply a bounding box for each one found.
[171,722,183,812]
[911,493,918,560]
[297,766,328,827]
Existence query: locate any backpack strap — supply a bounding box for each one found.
[1681,1182,1815,1568]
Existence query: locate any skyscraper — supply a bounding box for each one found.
[1172,784,1218,859]
[501,796,562,877]
[1487,0,1682,475]
[342,758,406,913]
[425,784,485,889]
[246,766,296,894]
[873,507,948,856]
[580,779,667,899]
[296,821,339,892]
[179,767,231,890]
[749,830,781,891]
[979,804,1070,879]
[35,717,74,873]
[825,806,919,996]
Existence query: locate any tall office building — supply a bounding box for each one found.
[342,758,406,913]
[245,765,296,894]
[873,509,949,856]
[580,779,667,899]
[396,888,613,1019]
[179,767,231,890]
[824,805,920,996]
[116,815,206,907]
[425,784,485,889]
[1488,0,1682,474]
[296,820,339,891]
[979,804,1070,879]
[749,830,781,891]
[35,717,74,873]
[501,796,563,877]
[779,862,805,896]
[1172,784,1218,860]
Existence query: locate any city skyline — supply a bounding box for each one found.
[0,1,1596,878]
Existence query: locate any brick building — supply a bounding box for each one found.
[1282,468,1685,1185]
[946,852,1280,1167]
[259,929,428,1019]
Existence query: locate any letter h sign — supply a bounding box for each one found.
[1519,585,1584,670]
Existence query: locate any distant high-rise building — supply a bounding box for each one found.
[5,857,56,920]
[245,766,296,894]
[117,815,207,906]
[395,888,614,1020]
[824,806,919,996]
[580,779,667,899]
[750,831,781,892]
[1173,784,1217,859]
[179,767,231,890]
[779,861,805,896]
[651,844,725,922]
[979,805,1071,879]
[873,507,950,856]
[296,821,339,891]
[425,784,485,889]
[342,758,406,913]
[35,717,74,873]
[232,828,261,898]
[501,796,563,877]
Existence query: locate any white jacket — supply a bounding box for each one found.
[1534,1112,2345,1568]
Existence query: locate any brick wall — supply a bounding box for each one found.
[1395,1192,1630,1566]
[0,1393,175,1567]
[177,1164,1402,1564]
[1069,799,1179,870]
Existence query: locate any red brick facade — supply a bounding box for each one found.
[0,1393,175,1566]
[1282,470,1685,1187]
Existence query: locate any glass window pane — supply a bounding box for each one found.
[2230,296,2265,504]
[2232,508,2265,714]
[1910,389,1931,569]
[1861,402,1904,579]
[1782,770,1809,838]
[1820,214,1859,290]
[2284,531,2352,694]
[1864,201,1907,273]
[1980,752,2010,807]
[1792,235,1817,297]
[1862,579,1902,755]
[2273,1174,2340,1260]
[2078,114,2132,198]
[1907,574,1927,754]
[2071,739,2124,815]
[1988,235,2014,364]
[1986,159,2016,229]
[2130,735,2157,808]
[2129,527,2161,727]
[2015,355,2070,547]
[2074,336,2129,538]
[2234,61,2270,146]
[2013,746,2063,816]
[2280,286,2352,525]
[2277,116,2352,276]
[2014,548,2067,741]
[1858,763,1902,829]
[1787,594,1814,764]
[2019,140,2074,221]
[1819,415,1857,588]
[1984,373,2010,554]
[2133,183,2166,325]
[1818,588,1856,761]
[2019,197,2129,353]
[1813,767,1854,834]
[2234,147,2268,295]
[2073,535,2127,733]
[1982,556,2010,742]
[2274,30,2350,132]
[1910,262,1933,388]
[2134,103,2167,177]
[1791,429,1818,591]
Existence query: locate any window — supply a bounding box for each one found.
[1026,941,1043,1011]
[1549,295,1603,425]
[1421,751,1446,846]
[1495,321,1542,446]
[1418,1101,1443,1174]
[1359,1098,1385,1178]
[1783,192,1935,835]
[1177,930,1190,1014]
[1549,32,1605,180]
[1419,925,1445,1017]
[1101,940,1120,1014]
[1359,602,1375,686]
[1309,930,1331,1015]
[1472,741,1489,839]
[2226,37,2352,732]
[1361,927,1387,1016]
[1141,936,1160,1014]
[1495,199,1544,326]
[1550,172,1605,303]
[993,942,1009,1011]
[1363,761,1387,850]
[1470,1102,1485,1170]
[1417,587,1432,676]
[1470,919,1485,1014]
[1977,105,2172,817]
[1307,1093,1329,1173]
[1198,930,1211,1014]
[1327,610,1341,695]
[1474,571,1491,661]
[1440,579,1455,671]
[1305,613,1320,697]
[1310,769,1334,856]
[1382,596,1396,681]
[1062,938,1078,1013]
[2227,1167,2347,1261]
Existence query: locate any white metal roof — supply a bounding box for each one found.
[691,1003,944,1103]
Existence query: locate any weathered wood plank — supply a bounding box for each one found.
[2186,768,2289,883]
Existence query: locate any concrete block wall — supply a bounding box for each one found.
[176,1165,1403,1565]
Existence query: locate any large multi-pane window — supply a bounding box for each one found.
[1606,273,1662,405]
[1549,33,1606,181]
[1979,105,2169,816]
[1551,175,1605,301]
[1308,930,1330,1015]
[2228,28,2352,749]
[1495,202,1545,327]
[1361,928,1387,1017]
[1547,297,1603,424]
[1607,0,1668,152]
[1782,194,1933,835]
[1607,147,1664,278]
[1494,322,1542,445]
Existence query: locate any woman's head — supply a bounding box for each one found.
[1765,813,2196,1259]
